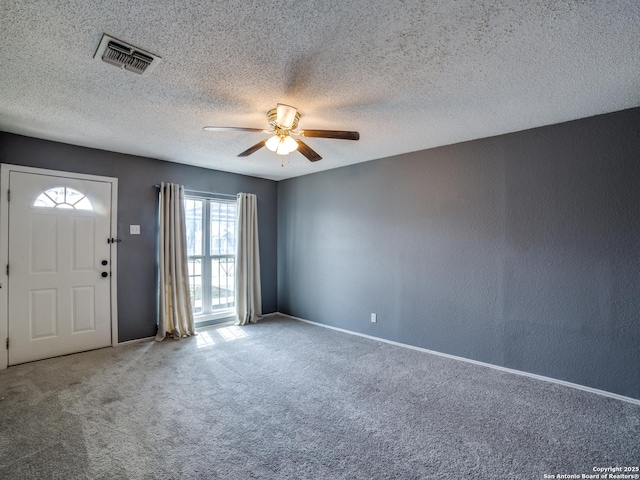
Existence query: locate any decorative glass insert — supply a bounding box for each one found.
[34,187,93,211]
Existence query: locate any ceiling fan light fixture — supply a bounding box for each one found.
[265,135,281,152]
[267,133,298,155]
[276,141,290,155]
[282,135,298,153]
[276,104,298,129]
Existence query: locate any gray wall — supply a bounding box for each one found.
[0,133,278,342]
[278,107,640,400]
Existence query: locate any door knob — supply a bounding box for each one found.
[101,260,108,266]
[101,272,109,278]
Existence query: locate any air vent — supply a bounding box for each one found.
[94,34,161,76]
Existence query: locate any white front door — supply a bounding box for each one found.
[7,171,113,365]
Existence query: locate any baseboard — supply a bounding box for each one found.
[276,313,640,406]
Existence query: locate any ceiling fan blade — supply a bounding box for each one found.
[203,126,266,132]
[276,104,298,129]
[295,140,322,162]
[298,129,360,140]
[238,139,267,157]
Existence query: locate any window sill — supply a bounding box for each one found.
[194,309,235,327]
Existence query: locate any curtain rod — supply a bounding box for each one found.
[153,184,237,198]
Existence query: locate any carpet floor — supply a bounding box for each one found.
[0,315,638,479]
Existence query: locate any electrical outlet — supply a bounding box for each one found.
[371,313,377,323]
[130,225,140,235]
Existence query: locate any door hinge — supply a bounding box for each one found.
[5,264,8,276]
[7,189,10,202]
[5,338,8,350]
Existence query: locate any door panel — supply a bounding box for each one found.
[73,217,95,271]
[8,171,112,365]
[30,289,57,338]
[72,286,95,333]
[31,214,58,273]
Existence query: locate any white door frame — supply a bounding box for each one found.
[0,164,119,370]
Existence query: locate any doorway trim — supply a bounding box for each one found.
[0,164,119,370]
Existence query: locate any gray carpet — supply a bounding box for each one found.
[0,315,638,479]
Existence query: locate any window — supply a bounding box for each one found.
[34,187,93,210]
[184,195,237,322]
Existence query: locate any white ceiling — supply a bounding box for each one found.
[1,1,639,181]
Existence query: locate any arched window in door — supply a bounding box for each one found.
[33,187,93,211]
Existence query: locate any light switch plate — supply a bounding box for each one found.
[130,225,140,235]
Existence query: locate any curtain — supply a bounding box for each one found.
[235,193,262,325]
[156,182,195,340]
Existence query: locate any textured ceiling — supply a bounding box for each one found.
[1,1,639,181]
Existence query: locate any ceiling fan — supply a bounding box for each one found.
[203,104,359,162]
